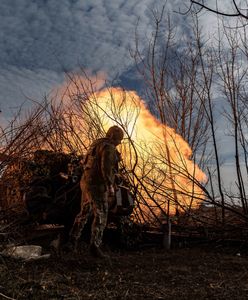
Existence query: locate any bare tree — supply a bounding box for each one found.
[189,0,248,21]
[130,5,248,231]
[132,9,211,162]
[131,9,213,222]
[3,6,248,234]
[0,69,209,228]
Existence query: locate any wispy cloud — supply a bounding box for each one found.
[0,0,173,115]
[0,0,160,74]
[0,0,226,114]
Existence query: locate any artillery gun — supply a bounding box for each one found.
[0,150,135,248]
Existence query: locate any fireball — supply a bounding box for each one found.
[57,76,207,222]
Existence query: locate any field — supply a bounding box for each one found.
[1,238,248,300]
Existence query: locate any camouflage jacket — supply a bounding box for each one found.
[82,138,121,188]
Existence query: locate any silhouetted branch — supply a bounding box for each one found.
[190,0,248,20]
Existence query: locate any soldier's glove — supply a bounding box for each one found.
[108,184,115,197]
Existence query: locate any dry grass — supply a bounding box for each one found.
[1,242,248,300]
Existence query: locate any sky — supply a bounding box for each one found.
[0,0,196,119]
[0,0,155,118]
[0,0,243,191]
[0,0,234,116]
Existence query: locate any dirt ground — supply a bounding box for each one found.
[1,240,248,300]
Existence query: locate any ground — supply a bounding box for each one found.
[1,241,248,300]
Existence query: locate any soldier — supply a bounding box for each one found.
[70,125,124,258]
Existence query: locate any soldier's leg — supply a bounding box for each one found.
[90,191,108,253]
[70,193,92,249]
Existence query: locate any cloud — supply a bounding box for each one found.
[192,0,243,38]
[0,0,162,75]
[0,0,245,190]
[0,0,188,117]
[0,0,237,118]
[0,66,64,118]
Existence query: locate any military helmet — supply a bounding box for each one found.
[106,126,124,141]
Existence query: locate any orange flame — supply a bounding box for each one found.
[58,77,207,219]
[91,88,207,217]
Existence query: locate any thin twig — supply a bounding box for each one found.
[0,292,17,300]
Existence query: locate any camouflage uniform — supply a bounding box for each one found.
[71,127,123,252]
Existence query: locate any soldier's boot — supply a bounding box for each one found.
[89,243,108,259]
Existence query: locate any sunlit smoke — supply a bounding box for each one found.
[56,75,207,221]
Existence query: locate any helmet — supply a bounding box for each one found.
[106,126,124,141]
